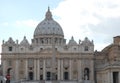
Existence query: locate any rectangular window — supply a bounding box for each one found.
[8,46,12,51]
[40,48,43,51]
[46,72,51,80]
[84,46,89,51]
[40,75,43,80]
[64,72,69,80]
[113,72,119,83]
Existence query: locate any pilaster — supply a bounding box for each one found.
[119,72,120,83]
[25,59,28,80]
[61,59,63,80]
[15,60,19,80]
[37,59,40,80]
[43,59,46,80]
[58,59,60,80]
[91,60,95,83]
[3,60,6,77]
[34,59,37,80]
[69,59,72,80]
[78,59,82,83]
[108,71,113,83]
[110,71,113,83]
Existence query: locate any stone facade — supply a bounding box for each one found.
[1,8,120,83]
[94,36,120,83]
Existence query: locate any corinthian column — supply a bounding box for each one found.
[25,59,28,80]
[69,59,72,80]
[58,59,60,80]
[118,71,120,83]
[3,60,6,77]
[15,60,19,80]
[34,59,37,80]
[61,59,63,80]
[37,59,40,80]
[43,59,46,80]
[78,59,82,83]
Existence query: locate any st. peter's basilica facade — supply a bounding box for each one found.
[1,8,120,83]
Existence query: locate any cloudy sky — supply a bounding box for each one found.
[0,0,120,52]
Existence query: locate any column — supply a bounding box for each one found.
[78,59,82,83]
[91,60,95,83]
[34,59,37,80]
[105,72,107,83]
[108,72,110,83]
[118,71,120,83]
[108,71,113,83]
[2,60,6,77]
[58,59,60,80]
[69,59,72,80]
[110,72,113,83]
[43,59,46,80]
[25,59,28,80]
[15,60,19,80]
[37,59,40,80]
[61,59,63,80]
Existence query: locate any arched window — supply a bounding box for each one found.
[84,68,89,80]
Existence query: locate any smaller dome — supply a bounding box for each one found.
[81,37,93,45]
[5,37,15,45]
[20,36,29,46]
[68,36,77,45]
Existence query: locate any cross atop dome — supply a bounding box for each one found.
[45,6,53,20]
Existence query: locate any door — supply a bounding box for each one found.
[29,72,33,80]
[46,72,51,80]
[64,72,69,80]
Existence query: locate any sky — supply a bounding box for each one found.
[1,0,120,52]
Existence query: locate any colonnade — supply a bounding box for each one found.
[3,59,95,83]
[13,59,83,81]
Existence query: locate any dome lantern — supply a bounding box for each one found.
[45,7,53,20]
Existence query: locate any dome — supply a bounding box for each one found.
[20,36,29,46]
[6,37,15,45]
[81,37,93,45]
[34,7,64,38]
[68,36,77,45]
